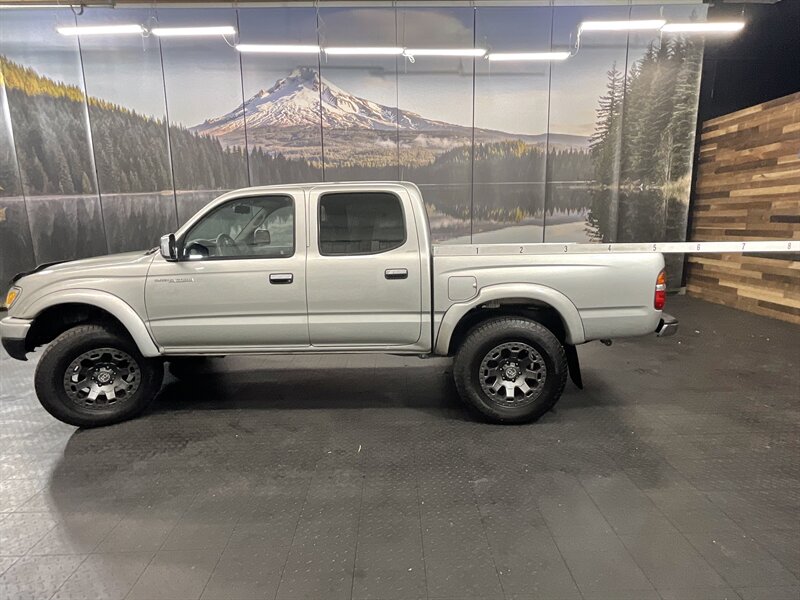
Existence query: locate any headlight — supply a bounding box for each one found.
[4,286,21,309]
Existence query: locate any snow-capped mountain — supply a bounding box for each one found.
[193,67,459,137]
[191,67,588,161]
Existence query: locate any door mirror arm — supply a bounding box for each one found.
[159,233,180,262]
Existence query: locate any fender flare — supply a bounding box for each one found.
[26,289,161,358]
[435,282,586,355]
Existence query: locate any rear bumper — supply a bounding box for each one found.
[0,316,32,360]
[655,313,678,337]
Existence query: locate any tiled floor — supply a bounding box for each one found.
[0,295,797,600]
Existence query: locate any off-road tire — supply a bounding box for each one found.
[453,317,568,424]
[34,324,163,428]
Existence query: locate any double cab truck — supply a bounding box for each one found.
[1,182,677,427]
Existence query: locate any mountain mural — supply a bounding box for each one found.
[192,67,588,165]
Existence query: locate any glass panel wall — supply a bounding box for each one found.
[157,7,249,223]
[473,5,553,244]
[237,6,322,186]
[0,76,35,286]
[396,5,476,243]
[547,4,630,243]
[0,8,106,263]
[78,8,176,252]
[318,6,400,182]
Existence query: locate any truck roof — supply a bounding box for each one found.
[223,180,422,194]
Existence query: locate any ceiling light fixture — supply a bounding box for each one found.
[579,20,666,32]
[235,44,320,54]
[324,46,404,56]
[1,4,75,7]
[661,22,745,34]
[57,24,144,36]
[151,26,236,37]
[403,48,487,58]
[488,51,571,62]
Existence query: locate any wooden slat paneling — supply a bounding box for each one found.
[687,92,800,324]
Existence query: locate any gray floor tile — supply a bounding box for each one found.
[161,520,235,551]
[746,528,800,579]
[0,512,57,555]
[619,530,727,590]
[687,532,800,589]
[126,548,222,600]
[658,588,742,600]
[484,523,581,599]
[554,533,654,595]
[96,513,181,553]
[580,472,678,536]
[29,512,121,555]
[0,554,85,600]
[538,480,614,538]
[421,508,504,599]
[646,487,745,533]
[200,545,286,600]
[352,514,426,600]
[0,556,19,577]
[51,552,153,600]
[0,478,45,512]
[736,587,800,600]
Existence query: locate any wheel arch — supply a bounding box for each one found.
[435,283,585,356]
[24,291,160,357]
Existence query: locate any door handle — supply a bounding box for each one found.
[269,273,293,284]
[385,268,408,280]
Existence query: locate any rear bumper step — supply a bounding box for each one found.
[656,313,678,337]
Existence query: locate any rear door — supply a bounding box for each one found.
[306,187,423,346]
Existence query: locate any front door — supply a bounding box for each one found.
[145,192,308,350]
[306,187,423,346]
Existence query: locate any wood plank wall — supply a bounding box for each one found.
[686,91,800,324]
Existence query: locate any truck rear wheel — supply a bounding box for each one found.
[34,324,163,428]
[453,317,568,424]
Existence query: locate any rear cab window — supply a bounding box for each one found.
[318,192,406,256]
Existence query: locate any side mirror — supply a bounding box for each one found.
[159,233,178,261]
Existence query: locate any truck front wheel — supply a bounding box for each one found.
[33,324,163,428]
[453,317,568,424]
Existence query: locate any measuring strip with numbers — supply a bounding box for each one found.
[432,240,798,256]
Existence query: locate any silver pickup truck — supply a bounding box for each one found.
[2,181,676,427]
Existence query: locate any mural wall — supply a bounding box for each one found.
[0,2,707,287]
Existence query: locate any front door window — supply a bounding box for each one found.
[182,195,294,259]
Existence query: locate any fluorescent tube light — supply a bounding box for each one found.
[580,20,666,32]
[151,26,236,37]
[235,44,320,54]
[661,22,745,34]
[1,4,72,7]
[324,46,404,56]
[57,24,144,36]
[488,51,571,62]
[403,48,487,57]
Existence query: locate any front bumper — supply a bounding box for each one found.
[655,313,678,337]
[0,316,32,360]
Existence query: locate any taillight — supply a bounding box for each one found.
[654,269,667,310]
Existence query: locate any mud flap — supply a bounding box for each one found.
[564,344,583,389]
